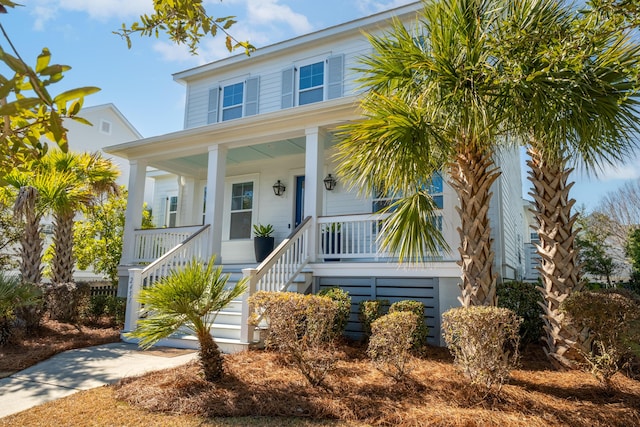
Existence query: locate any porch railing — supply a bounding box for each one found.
[316,213,445,261]
[132,225,205,264]
[124,224,211,332]
[240,216,312,342]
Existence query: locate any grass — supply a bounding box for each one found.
[1,337,639,427]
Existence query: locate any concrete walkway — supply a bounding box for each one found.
[0,342,197,419]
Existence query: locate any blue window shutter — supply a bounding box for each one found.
[244,76,260,116]
[281,66,295,109]
[207,87,219,124]
[327,54,344,100]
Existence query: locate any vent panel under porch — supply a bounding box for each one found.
[317,276,440,345]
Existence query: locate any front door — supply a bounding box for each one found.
[295,175,305,227]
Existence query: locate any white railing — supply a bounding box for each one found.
[124,225,211,332]
[316,213,445,261]
[240,217,312,342]
[132,225,204,263]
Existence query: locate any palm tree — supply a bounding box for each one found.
[496,0,640,369]
[337,0,506,307]
[10,184,44,285]
[36,151,119,284]
[127,256,248,381]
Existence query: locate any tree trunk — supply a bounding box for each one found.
[51,210,76,284]
[197,330,224,381]
[449,145,500,307]
[14,186,43,285]
[527,148,590,370]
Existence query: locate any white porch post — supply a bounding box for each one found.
[121,160,147,265]
[204,145,227,263]
[304,127,326,262]
[178,175,197,225]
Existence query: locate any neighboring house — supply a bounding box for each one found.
[522,200,542,282]
[106,2,526,352]
[42,103,148,282]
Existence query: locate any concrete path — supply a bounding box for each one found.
[0,342,197,419]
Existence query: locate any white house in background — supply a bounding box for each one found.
[105,1,526,352]
[43,103,149,281]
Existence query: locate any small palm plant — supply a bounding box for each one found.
[0,274,40,346]
[126,256,247,381]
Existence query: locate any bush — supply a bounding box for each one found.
[87,295,126,327]
[45,282,90,323]
[14,283,46,333]
[318,287,351,336]
[389,300,429,349]
[0,274,40,346]
[561,289,640,387]
[497,280,544,348]
[367,311,418,381]
[359,299,389,339]
[249,291,339,387]
[442,306,521,391]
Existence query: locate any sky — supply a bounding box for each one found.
[1,0,638,211]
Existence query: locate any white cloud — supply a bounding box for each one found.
[246,0,313,35]
[153,41,201,65]
[29,0,151,30]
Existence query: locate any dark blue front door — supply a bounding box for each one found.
[295,175,305,227]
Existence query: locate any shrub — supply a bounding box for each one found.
[359,299,389,339]
[389,300,429,349]
[442,306,521,391]
[318,287,351,336]
[367,311,418,381]
[497,280,544,348]
[249,291,339,387]
[0,274,40,346]
[45,282,91,323]
[86,295,126,327]
[561,289,640,387]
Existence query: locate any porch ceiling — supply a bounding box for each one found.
[151,135,321,178]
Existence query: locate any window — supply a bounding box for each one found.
[299,61,324,105]
[230,182,253,239]
[222,82,244,121]
[207,76,259,124]
[99,120,112,135]
[167,196,178,228]
[372,173,444,212]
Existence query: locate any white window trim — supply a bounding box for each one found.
[295,54,329,107]
[221,80,245,122]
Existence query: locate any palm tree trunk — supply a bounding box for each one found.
[51,210,76,284]
[449,144,500,307]
[527,148,590,370]
[14,186,43,284]
[197,330,224,381]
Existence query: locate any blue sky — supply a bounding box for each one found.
[1,0,638,210]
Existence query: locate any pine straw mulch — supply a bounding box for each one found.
[111,343,640,427]
[0,318,121,376]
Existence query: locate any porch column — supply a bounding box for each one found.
[204,145,227,263]
[178,175,197,225]
[304,127,327,262]
[121,159,148,265]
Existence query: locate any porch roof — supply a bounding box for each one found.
[103,96,360,171]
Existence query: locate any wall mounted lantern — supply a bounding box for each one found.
[323,174,337,191]
[273,180,286,196]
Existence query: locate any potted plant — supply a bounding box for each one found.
[253,224,275,263]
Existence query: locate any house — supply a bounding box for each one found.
[105,1,526,352]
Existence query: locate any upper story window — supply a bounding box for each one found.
[281,54,344,109]
[207,76,260,124]
[299,62,324,105]
[222,82,244,121]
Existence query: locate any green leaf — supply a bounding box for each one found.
[35,48,51,73]
[48,109,66,144]
[0,97,41,116]
[53,86,101,104]
[38,64,70,77]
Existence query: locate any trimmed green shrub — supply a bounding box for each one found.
[45,282,90,323]
[561,289,640,387]
[359,299,389,339]
[497,280,544,348]
[86,295,126,327]
[249,291,340,387]
[389,300,429,349]
[367,311,418,381]
[442,306,521,391]
[318,287,351,335]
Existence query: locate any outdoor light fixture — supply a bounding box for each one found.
[273,180,286,196]
[324,174,337,191]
